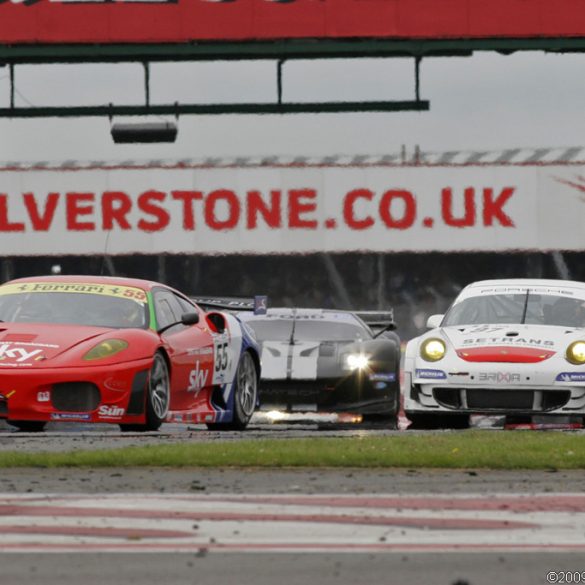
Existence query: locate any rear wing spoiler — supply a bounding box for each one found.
[190,295,268,315]
[353,310,395,333]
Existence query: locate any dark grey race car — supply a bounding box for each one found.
[238,308,401,425]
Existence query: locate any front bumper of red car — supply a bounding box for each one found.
[0,357,152,424]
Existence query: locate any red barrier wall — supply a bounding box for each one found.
[2,0,585,45]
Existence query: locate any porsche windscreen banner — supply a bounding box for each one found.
[2,0,585,45]
[0,163,584,255]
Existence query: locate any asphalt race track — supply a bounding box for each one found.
[1,416,585,585]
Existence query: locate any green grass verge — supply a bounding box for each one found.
[1,431,585,469]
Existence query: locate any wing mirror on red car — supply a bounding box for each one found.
[158,312,200,335]
[181,312,200,326]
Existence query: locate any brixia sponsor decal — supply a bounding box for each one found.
[478,372,521,383]
[0,187,515,234]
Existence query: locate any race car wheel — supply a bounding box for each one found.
[207,351,258,431]
[7,420,47,433]
[121,352,170,432]
[407,412,470,430]
[361,366,400,428]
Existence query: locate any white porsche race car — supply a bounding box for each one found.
[404,279,585,428]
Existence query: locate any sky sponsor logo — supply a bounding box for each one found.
[188,361,209,393]
[0,344,43,363]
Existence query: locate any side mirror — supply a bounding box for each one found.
[426,314,444,329]
[181,312,200,326]
[158,311,200,335]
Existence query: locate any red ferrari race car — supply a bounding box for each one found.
[0,276,260,432]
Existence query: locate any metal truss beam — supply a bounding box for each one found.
[0,39,471,64]
[2,37,585,65]
[0,100,430,118]
[0,41,432,121]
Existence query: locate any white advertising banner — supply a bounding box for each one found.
[0,163,583,255]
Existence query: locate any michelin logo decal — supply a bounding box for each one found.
[416,369,447,380]
[556,372,585,382]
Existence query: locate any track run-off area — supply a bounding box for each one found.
[2,417,585,584]
[1,492,585,554]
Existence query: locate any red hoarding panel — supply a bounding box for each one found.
[3,0,585,45]
[0,163,584,255]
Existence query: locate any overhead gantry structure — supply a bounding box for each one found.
[2,0,585,134]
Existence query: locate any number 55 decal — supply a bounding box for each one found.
[215,342,229,372]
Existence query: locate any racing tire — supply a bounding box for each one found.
[120,352,170,432]
[361,379,400,429]
[7,420,47,433]
[206,351,258,431]
[360,361,401,428]
[406,412,470,430]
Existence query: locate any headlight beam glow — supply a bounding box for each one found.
[566,341,585,365]
[421,338,446,362]
[346,353,370,371]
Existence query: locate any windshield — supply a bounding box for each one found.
[0,285,149,329]
[443,292,585,327]
[247,318,368,342]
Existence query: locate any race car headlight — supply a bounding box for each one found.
[420,338,446,362]
[83,339,129,361]
[566,341,585,365]
[345,353,370,370]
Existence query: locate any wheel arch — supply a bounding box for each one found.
[154,346,172,381]
[246,347,261,382]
